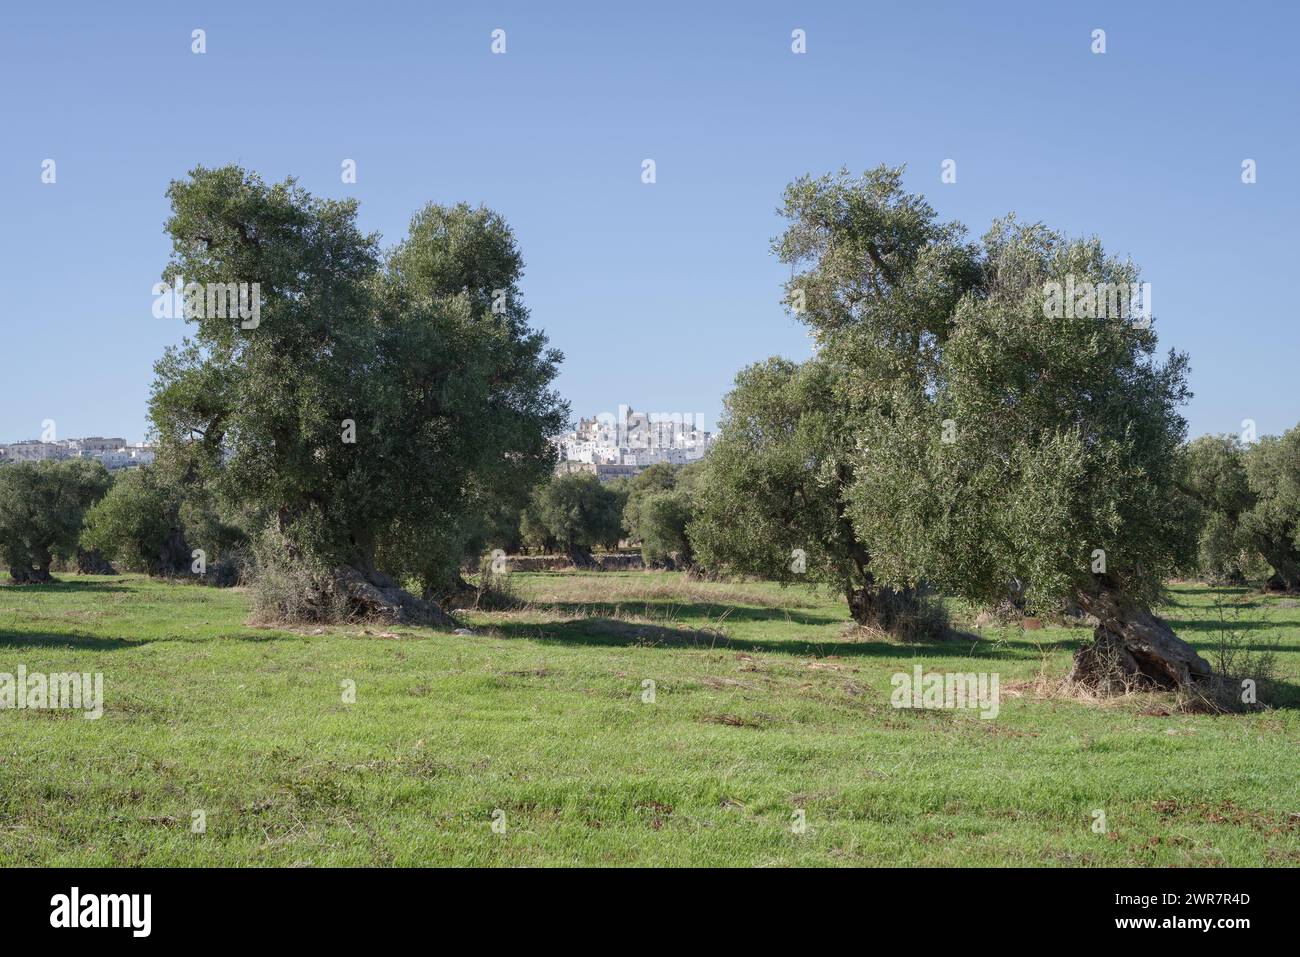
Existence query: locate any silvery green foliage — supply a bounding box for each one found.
[1240,427,1300,591]
[150,167,567,593]
[702,166,1197,622]
[80,467,181,573]
[638,490,697,567]
[0,460,111,583]
[691,357,868,592]
[80,464,245,577]
[1177,428,1300,591]
[860,216,1195,613]
[527,473,624,559]
[620,463,678,544]
[1177,435,1257,583]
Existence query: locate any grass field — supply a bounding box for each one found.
[0,570,1296,866]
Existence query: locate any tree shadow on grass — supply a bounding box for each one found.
[1258,679,1300,710]
[484,616,1070,661]
[1168,620,1300,657]
[518,599,842,628]
[1163,584,1254,599]
[1171,617,1288,633]
[0,629,146,651]
[0,579,132,595]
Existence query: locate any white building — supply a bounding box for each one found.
[2,440,67,462]
[554,405,717,478]
[0,437,156,471]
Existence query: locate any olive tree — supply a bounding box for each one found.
[695,166,977,635]
[1176,427,1300,592]
[691,356,923,631]
[527,473,623,562]
[703,166,1213,688]
[150,166,566,623]
[620,463,678,544]
[1176,435,1258,584]
[80,467,187,575]
[80,464,246,579]
[0,460,111,583]
[1241,427,1300,591]
[638,491,697,568]
[857,217,1207,689]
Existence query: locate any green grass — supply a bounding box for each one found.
[0,571,1296,866]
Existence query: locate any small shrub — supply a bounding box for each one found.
[897,594,951,642]
[248,527,349,624]
[849,591,950,643]
[471,555,525,611]
[1180,596,1282,713]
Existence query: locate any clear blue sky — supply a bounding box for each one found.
[2,0,1296,443]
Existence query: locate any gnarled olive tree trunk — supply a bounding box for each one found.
[75,548,116,575]
[9,564,53,584]
[331,533,458,628]
[9,547,54,584]
[331,564,459,628]
[262,516,459,627]
[1260,548,1300,593]
[1068,586,1211,691]
[156,526,193,576]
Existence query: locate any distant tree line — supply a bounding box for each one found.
[1177,430,1300,591]
[517,462,704,568]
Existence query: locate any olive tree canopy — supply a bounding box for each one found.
[150,166,566,623]
[698,166,1210,688]
[0,459,110,584]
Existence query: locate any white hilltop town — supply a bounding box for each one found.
[0,435,156,471]
[0,408,708,481]
[553,405,717,482]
